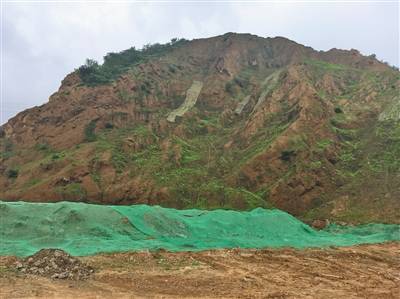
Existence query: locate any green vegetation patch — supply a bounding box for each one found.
[368,121,400,173]
[23,178,42,190]
[303,58,349,73]
[0,139,14,160]
[84,120,97,142]
[316,139,333,152]
[78,38,189,86]
[56,183,87,201]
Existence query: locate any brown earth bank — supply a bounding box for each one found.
[0,242,399,298]
[1,33,399,223]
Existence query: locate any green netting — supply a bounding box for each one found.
[167,80,203,122]
[0,201,399,257]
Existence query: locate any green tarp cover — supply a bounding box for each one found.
[0,201,399,257]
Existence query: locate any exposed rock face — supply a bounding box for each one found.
[1,33,399,223]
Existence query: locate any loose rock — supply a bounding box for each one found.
[312,219,330,230]
[15,249,93,280]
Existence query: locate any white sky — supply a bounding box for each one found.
[1,0,399,124]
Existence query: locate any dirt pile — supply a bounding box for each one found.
[15,249,93,280]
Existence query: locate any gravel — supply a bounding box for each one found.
[15,249,94,280]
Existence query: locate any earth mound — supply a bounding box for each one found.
[15,249,93,280]
[1,201,399,257]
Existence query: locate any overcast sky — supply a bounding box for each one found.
[1,0,399,124]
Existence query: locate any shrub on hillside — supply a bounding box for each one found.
[6,169,19,179]
[77,39,189,86]
[84,121,97,142]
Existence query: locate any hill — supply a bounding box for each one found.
[1,33,399,223]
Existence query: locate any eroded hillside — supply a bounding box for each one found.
[1,33,399,223]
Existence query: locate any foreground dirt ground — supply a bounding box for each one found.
[0,243,399,299]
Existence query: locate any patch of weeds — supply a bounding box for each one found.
[89,154,102,185]
[112,149,129,174]
[0,139,14,159]
[96,137,114,152]
[335,168,361,179]
[309,161,322,169]
[182,148,201,164]
[237,188,271,209]
[330,111,348,126]
[303,58,349,72]
[333,206,370,223]
[239,121,290,165]
[56,183,87,201]
[336,139,362,177]
[317,90,328,100]
[279,135,307,162]
[84,120,97,142]
[191,260,201,267]
[94,125,159,175]
[91,172,101,185]
[367,121,400,173]
[95,131,131,174]
[316,139,333,152]
[51,152,65,160]
[340,152,356,163]
[35,142,52,152]
[23,178,42,189]
[173,137,202,164]
[117,89,134,102]
[132,144,162,171]
[331,125,357,141]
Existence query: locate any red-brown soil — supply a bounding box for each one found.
[1,33,399,223]
[0,243,399,298]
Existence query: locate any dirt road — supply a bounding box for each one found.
[1,243,399,298]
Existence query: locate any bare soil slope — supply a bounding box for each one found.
[1,33,399,223]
